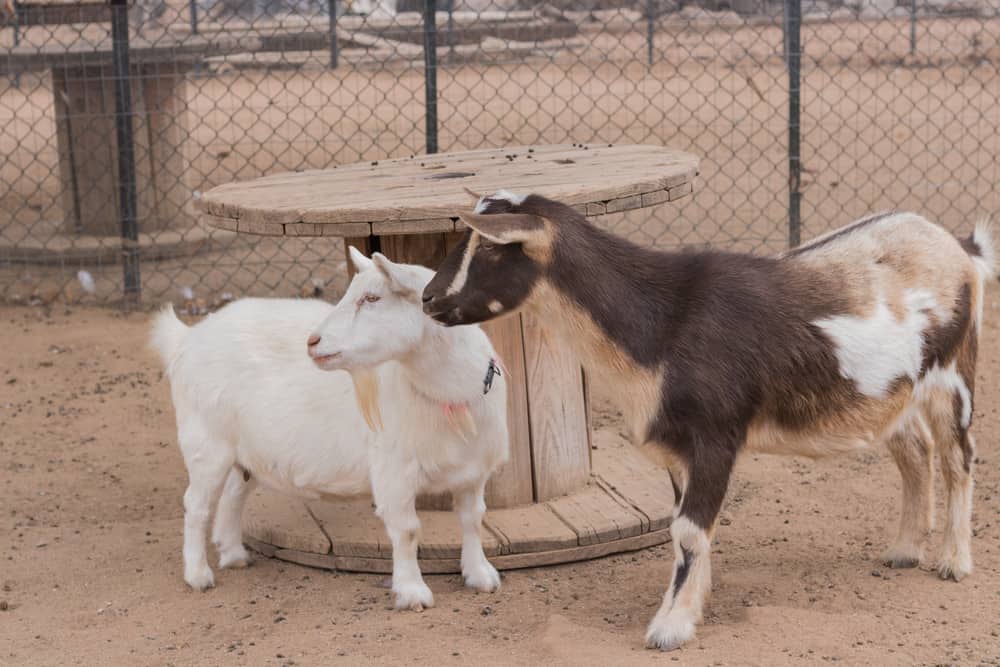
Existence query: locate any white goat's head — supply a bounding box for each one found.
[309,248,433,373]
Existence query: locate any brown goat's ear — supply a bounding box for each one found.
[458,212,548,247]
[462,186,482,202]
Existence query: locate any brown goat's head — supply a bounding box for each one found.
[422,190,567,326]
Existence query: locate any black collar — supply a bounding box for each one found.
[483,358,501,395]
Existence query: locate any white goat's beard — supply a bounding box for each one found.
[350,369,384,432]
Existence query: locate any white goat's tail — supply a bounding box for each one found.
[149,303,189,374]
[966,218,997,282]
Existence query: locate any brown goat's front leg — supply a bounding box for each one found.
[646,443,735,651]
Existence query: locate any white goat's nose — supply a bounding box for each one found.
[307,334,321,348]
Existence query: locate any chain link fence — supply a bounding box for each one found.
[2,0,998,308]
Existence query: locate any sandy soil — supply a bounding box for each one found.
[2,284,1000,666]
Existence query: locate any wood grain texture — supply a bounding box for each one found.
[241,490,331,554]
[198,144,699,235]
[481,315,534,509]
[592,435,676,533]
[546,484,645,546]
[521,311,590,501]
[307,498,385,558]
[485,504,578,554]
[252,528,671,574]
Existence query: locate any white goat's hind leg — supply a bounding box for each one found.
[883,416,934,568]
[179,423,234,591]
[924,390,975,582]
[454,480,500,593]
[212,467,257,570]
[378,501,434,611]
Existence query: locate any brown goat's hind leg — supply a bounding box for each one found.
[924,388,976,582]
[646,444,735,651]
[883,415,934,569]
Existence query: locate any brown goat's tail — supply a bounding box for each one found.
[964,218,997,283]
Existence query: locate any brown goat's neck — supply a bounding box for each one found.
[540,218,686,372]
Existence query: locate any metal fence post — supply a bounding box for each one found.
[647,0,655,66]
[784,0,802,248]
[328,0,338,69]
[110,0,141,303]
[910,0,917,55]
[189,0,199,35]
[423,0,438,155]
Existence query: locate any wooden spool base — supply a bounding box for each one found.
[242,436,675,574]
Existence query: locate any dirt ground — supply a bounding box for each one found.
[2,282,1000,666]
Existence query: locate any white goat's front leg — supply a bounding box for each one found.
[212,467,257,570]
[453,480,500,593]
[179,423,234,591]
[375,491,434,611]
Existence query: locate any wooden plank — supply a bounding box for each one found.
[307,497,385,558]
[585,202,606,216]
[669,182,694,201]
[592,437,676,533]
[373,218,456,235]
[481,314,534,509]
[605,193,643,214]
[242,489,331,555]
[485,504,578,554]
[200,213,238,232]
[546,484,645,546]
[521,311,590,501]
[255,528,671,575]
[641,189,670,208]
[416,510,502,560]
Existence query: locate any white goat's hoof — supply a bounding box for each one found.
[645,613,696,651]
[463,562,501,593]
[185,565,216,591]
[937,550,972,582]
[393,582,434,611]
[218,546,251,569]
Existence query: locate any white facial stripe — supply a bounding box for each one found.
[446,231,479,296]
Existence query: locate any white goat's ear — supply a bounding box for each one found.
[348,245,374,273]
[371,253,417,297]
[458,212,548,247]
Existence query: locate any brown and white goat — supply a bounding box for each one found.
[421,191,996,650]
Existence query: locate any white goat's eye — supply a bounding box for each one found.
[364,294,381,303]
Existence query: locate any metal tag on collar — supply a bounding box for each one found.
[483,358,501,395]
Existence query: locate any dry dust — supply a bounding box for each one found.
[2,285,1000,665]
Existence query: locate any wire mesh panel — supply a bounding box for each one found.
[1,0,998,308]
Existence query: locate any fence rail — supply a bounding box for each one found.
[2,0,999,308]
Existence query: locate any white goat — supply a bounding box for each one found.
[150,249,508,610]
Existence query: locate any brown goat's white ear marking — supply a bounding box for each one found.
[487,300,504,314]
[457,212,548,247]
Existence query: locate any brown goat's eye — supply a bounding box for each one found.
[479,240,496,251]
